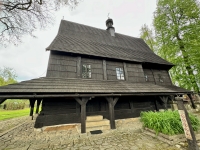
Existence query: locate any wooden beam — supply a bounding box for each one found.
[188,94,196,109]
[75,97,82,105]
[176,99,199,150]
[0,98,6,104]
[29,99,36,120]
[103,60,107,80]
[75,97,89,133]
[113,97,119,106]
[77,56,81,78]
[0,92,191,99]
[123,62,128,81]
[106,97,118,129]
[36,99,42,114]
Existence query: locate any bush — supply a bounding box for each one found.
[140,110,200,135]
[4,101,25,110]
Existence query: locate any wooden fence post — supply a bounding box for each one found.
[175,97,199,150]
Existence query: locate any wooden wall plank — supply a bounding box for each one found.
[103,60,107,80]
[126,63,145,82]
[77,56,81,78]
[123,62,128,81]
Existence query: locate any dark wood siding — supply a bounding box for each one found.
[41,98,77,115]
[126,63,145,82]
[81,58,103,80]
[35,96,169,128]
[152,69,172,85]
[46,51,77,78]
[143,69,155,83]
[106,61,123,80]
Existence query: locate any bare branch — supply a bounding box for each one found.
[0,0,81,46]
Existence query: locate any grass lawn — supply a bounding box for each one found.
[0,108,30,121]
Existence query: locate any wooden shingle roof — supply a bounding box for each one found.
[0,77,191,98]
[46,20,173,66]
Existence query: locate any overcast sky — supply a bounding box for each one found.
[0,0,157,82]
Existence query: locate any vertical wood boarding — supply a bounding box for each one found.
[103,60,107,80]
[46,51,77,78]
[152,69,172,85]
[123,62,128,81]
[77,56,81,78]
[126,63,145,82]
[143,69,156,84]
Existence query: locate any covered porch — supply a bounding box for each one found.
[0,77,194,133]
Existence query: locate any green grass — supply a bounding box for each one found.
[140,110,200,135]
[0,108,30,121]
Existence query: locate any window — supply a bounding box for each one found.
[116,68,124,80]
[158,74,164,82]
[144,75,148,81]
[82,64,91,78]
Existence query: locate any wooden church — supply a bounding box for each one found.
[0,19,193,133]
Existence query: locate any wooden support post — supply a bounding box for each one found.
[106,97,119,129]
[151,69,156,84]
[188,94,196,109]
[77,56,81,78]
[159,96,168,110]
[29,99,36,120]
[167,71,173,85]
[75,97,89,133]
[154,97,159,111]
[0,98,6,104]
[123,62,128,81]
[36,99,42,114]
[103,60,107,80]
[176,97,199,150]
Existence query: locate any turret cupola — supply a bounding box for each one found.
[106,18,115,37]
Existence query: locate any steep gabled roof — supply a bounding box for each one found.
[46,20,173,66]
[0,77,191,99]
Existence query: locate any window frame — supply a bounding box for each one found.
[116,67,125,80]
[82,64,92,79]
[144,74,148,81]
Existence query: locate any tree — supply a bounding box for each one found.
[153,0,200,93]
[140,24,157,54]
[0,0,80,46]
[0,67,17,86]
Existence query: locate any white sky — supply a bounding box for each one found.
[0,0,157,82]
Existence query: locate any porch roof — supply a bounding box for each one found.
[0,77,191,99]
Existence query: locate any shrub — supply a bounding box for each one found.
[4,101,25,110]
[140,110,200,135]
